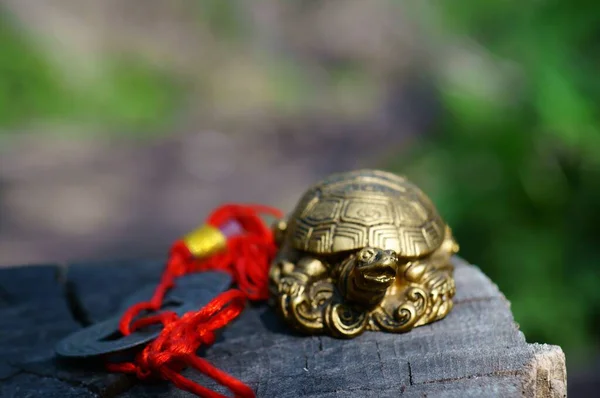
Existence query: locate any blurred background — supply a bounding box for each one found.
[0,1,598,395]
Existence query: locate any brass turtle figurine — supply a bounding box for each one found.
[269,169,458,338]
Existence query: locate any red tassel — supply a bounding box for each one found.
[108,204,283,397]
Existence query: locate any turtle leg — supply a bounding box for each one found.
[372,255,455,332]
[269,252,335,335]
[428,225,459,273]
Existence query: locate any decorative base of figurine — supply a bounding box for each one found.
[269,232,457,338]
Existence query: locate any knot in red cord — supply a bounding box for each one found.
[193,204,282,301]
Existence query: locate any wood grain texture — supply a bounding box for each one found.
[0,258,566,397]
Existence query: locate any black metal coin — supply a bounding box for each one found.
[55,271,232,358]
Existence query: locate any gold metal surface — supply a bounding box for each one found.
[183,224,227,258]
[268,169,458,338]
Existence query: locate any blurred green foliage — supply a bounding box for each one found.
[0,11,182,137]
[392,0,600,361]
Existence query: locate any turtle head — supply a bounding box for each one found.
[354,247,398,287]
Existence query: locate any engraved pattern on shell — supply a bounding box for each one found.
[288,169,446,257]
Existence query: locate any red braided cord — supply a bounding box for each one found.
[108,204,283,397]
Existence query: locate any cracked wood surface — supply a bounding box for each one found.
[0,258,566,397]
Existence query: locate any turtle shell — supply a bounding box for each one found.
[286,169,447,258]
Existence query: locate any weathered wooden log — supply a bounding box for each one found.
[0,257,566,397]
